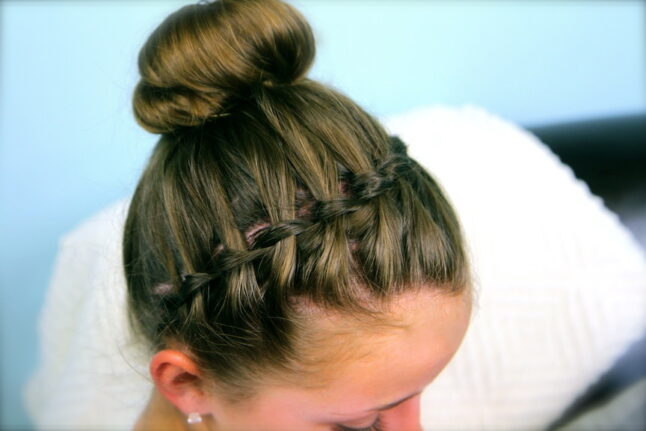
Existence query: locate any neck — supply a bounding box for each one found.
[134,388,214,431]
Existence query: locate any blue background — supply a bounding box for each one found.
[1,0,644,428]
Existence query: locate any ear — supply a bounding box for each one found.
[150,349,212,415]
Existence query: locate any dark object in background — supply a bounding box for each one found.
[529,112,646,212]
[528,112,646,429]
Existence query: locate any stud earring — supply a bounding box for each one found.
[187,412,203,425]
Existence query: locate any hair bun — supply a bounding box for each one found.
[132,0,315,134]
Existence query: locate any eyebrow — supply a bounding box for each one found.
[329,390,423,417]
[363,391,421,412]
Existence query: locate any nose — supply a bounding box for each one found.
[381,394,423,431]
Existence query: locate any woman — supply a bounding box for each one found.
[126,0,472,429]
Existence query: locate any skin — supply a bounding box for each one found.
[134,288,472,431]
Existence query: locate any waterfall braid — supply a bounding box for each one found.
[124,0,470,404]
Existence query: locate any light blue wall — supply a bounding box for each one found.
[299,0,645,125]
[1,0,644,428]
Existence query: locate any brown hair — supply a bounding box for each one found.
[124,0,469,403]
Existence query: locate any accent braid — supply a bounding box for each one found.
[170,136,412,306]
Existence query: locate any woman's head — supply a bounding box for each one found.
[147,290,471,431]
[124,0,471,428]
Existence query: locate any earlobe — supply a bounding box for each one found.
[150,349,210,415]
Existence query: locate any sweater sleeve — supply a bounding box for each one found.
[24,198,153,430]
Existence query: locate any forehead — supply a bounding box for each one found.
[293,287,471,348]
[261,289,472,415]
[317,289,471,380]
